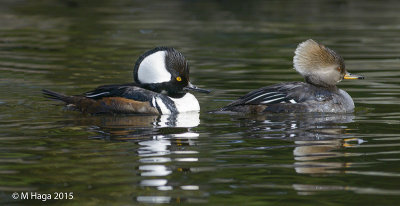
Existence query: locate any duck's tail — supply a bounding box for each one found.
[42,89,73,104]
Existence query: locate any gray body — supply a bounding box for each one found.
[220,82,354,113]
[219,39,363,114]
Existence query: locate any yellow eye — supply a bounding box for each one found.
[176,76,182,82]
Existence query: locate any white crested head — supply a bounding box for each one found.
[132,47,210,97]
[293,39,346,87]
[136,50,171,84]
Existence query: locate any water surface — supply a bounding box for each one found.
[1,0,400,205]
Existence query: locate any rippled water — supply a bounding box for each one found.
[1,0,400,205]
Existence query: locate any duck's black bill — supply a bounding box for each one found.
[184,83,211,94]
[344,72,364,80]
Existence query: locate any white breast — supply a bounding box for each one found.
[170,93,200,113]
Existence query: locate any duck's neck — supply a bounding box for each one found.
[304,76,338,92]
[140,83,186,98]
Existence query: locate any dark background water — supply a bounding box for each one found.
[1,0,400,205]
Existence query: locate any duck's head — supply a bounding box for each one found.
[293,39,364,88]
[133,47,210,97]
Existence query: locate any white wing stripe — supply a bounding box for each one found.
[246,90,275,100]
[86,92,110,98]
[260,97,286,104]
[260,93,286,100]
[245,92,277,103]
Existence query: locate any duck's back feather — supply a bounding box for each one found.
[220,82,353,113]
[42,84,179,114]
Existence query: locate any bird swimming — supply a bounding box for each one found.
[43,47,210,115]
[218,39,364,113]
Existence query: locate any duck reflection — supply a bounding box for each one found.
[137,130,200,202]
[84,112,201,204]
[136,127,200,203]
[293,137,363,174]
[87,112,200,140]
[241,113,365,174]
[291,115,365,175]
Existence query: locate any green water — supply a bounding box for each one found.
[1,0,400,205]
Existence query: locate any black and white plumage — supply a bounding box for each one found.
[43,47,210,115]
[219,39,364,114]
[83,83,180,114]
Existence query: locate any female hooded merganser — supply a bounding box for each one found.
[219,39,364,113]
[43,47,210,114]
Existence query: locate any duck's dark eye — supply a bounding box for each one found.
[176,76,182,82]
[336,67,342,72]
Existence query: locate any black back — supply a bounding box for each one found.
[84,84,178,113]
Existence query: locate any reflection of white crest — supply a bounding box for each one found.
[138,132,199,158]
[173,132,199,138]
[137,112,200,194]
[156,112,200,128]
[140,179,167,186]
[139,165,172,176]
[137,196,171,204]
[138,138,171,157]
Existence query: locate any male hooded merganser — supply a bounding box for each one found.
[43,47,210,114]
[219,39,364,113]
